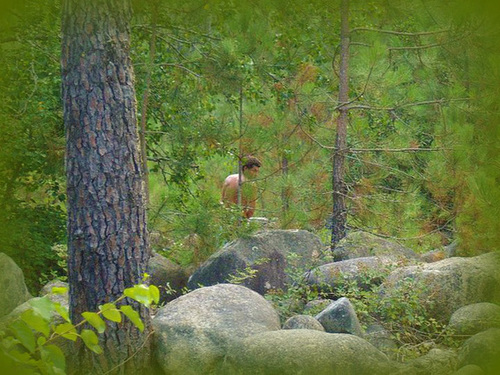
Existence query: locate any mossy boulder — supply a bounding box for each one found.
[332,231,419,261]
[306,256,396,293]
[0,252,32,318]
[188,230,325,295]
[148,251,188,303]
[224,329,394,375]
[448,302,500,336]
[379,252,500,323]
[458,328,500,375]
[152,284,280,375]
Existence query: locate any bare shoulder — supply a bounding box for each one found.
[223,174,239,187]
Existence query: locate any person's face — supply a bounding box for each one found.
[246,165,260,178]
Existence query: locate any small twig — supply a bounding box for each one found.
[102,329,155,375]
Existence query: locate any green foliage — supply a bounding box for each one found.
[226,257,270,285]
[0,284,158,375]
[265,253,326,323]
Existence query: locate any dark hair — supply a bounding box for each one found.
[242,155,262,170]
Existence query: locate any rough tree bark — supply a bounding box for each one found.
[61,0,151,373]
[331,0,350,249]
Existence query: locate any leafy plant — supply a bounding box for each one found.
[0,283,159,375]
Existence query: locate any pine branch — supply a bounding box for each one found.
[296,124,448,154]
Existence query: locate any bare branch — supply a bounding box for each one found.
[350,147,447,153]
[348,98,469,111]
[155,62,201,78]
[350,27,450,36]
[388,43,444,51]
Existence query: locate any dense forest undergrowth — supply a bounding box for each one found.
[0,0,499,374]
[0,0,499,294]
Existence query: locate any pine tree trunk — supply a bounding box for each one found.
[61,1,151,373]
[331,0,350,249]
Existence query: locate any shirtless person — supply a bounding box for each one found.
[221,156,262,219]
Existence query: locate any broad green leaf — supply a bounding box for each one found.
[51,287,68,295]
[3,348,34,365]
[54,323,78,341]
[38,336,47,346]
[99,303,121,323]
[124,284,152,307]
[149,285,160,305]
[21,309,50,338]
[10,320,36,353]
[119,306,144,332]
[54,303,70,322]
[82,312,106,333]
[80,329,102,354]
[1,336,21,350]
[40,344,66,372]
[29,297,55,321]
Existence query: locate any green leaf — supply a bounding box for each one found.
[29,297,55,321]
[80,330,102,354]
[99,303,122,323]
[54,323,78,341]
[54,303,70,323]
[124,284,153,307]
[119,306,144,332]
[82,312,106,333]
[149,285,160,305]
[40,344,66,373]
[21,309,50,338]
[10,321,36,353]
[51,287,68,295]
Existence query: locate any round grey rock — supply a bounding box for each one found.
[315,297,363,337]
[224,329,394,375]
[152,283,280,375]
[448,302,500,336]
[458,328,500,374]
[283,315,325,331]
[453,364,485,375]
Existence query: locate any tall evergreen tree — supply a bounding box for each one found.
[61,0,151,372]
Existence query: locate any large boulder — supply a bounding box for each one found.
[458,328,500,375]
[152,283,280,375]
[0,252,32,318]
[315,297,363,337]
[332,231,419,261]
[40,279,69,306]
[448,302,500,336]
[397,348,458,375]
[187,230,325,294]
[223,329,394,375]
[306,256,396,293]
[379,252,500,323]
[365,324,398,357]
[147,251,188,303]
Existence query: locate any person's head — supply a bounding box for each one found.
[242,155,261,178]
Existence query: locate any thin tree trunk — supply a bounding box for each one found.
[331,0,350,249]
[139,1,159,206]
[238,85,243,224]
[281,155,289,214]
[61,0,151,373]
